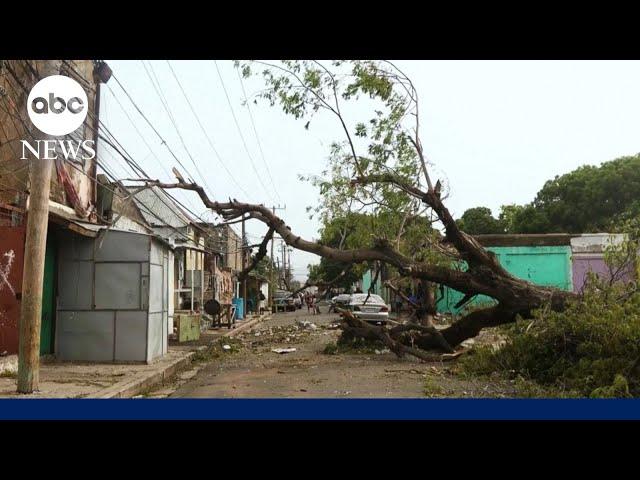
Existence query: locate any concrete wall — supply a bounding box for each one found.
[437,245,573,314]
[570,234,634,292]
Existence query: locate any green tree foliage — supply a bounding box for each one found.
[457,155,640,235]
[461,227,640,397]
[531,154,640,233]
[236,60,449,284]
[307,211,440,289]
[252,255,271,278]
[462,285,640,397]
[456,207,504,235]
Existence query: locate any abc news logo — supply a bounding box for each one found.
[31,93,84,114]
[21,74,95,161]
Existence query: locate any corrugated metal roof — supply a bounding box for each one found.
[128,186,193,228]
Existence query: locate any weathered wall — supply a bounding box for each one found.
[0,226,25,354]
[570,234,635,292]
[0,60,98,212]
[437,245,573,314]
[225,225,243,273]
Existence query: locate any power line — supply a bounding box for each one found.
[140,60,213,199]
[103,84,172,180]
[236,67,281,202]
[110,71,207,194]
[109,68,228,228]
[1,62,226,252]
[165,60,251,200]
[213,60,274,203]
[60,61,253,249]
[7,61,252,254]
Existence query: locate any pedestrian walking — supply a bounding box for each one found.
[305,292,313,313]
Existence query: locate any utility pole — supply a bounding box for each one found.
[268,204,285,310]
[241,217,247,315]
[281,240,286,288]
[17,60,58,393]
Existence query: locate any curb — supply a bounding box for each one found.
[221,314,269,338]
[96,313,270,399]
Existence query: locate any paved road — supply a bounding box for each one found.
[153,307,513,399]
[167,308,435,398]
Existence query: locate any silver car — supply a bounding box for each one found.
[346,293,390,325]
[330,294,352,311]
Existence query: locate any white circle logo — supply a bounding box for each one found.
[27,75,88,136]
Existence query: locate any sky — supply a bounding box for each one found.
[100,60,640,281]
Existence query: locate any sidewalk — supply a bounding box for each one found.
[0,313,268,398]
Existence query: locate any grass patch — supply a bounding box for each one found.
[0,370,17,379]
[423,376,444,397]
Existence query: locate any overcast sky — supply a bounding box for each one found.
[100,60,640,281]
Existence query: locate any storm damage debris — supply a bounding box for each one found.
[272,348,297,354]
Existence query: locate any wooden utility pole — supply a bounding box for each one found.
[281,240,286,288]
[17,60,57,393]
[268,204,285,310]
[241,217,247,315]
[269,210,275,310]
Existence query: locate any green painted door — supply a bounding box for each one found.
[40,238,56,355]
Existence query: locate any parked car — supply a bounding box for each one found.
[273,290,296,312]
[345,293,390,325]
[330,294,352,312]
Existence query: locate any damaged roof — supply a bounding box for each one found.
[127,186,194,229]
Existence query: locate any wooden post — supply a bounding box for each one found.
[269,206,275,311]
[241,217,247,315]
[17,60,59,393]
[17,156,53,393]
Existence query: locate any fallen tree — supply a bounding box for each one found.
[128,173,576,357]
[126,60,583,360]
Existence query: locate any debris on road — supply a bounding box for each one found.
[272,348,297,354]
[296,319,318,330]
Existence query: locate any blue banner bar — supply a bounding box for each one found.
[1,399,640,420]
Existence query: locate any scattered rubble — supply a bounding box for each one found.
[296,319,318,330]
[272,348,297,354]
